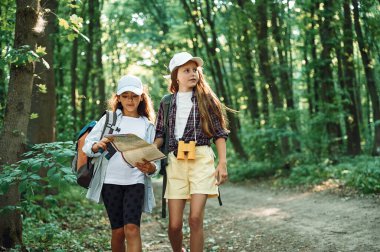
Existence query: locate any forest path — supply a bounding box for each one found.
[141,180,380,252]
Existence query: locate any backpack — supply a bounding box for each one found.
[72,111,117,188]
[159,94,173,218]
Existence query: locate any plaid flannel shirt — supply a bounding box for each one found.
[155,92,229,153]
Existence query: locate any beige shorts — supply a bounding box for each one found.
[164,145,219,200]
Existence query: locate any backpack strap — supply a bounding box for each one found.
[106,111,118,135]
[100,111,111,139]
[100,111,118,138]
[162,94,173,156]
[160,94,173,218]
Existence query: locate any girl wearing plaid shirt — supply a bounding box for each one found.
[154,52,229,252]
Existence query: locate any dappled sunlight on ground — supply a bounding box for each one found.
[312,179,341,192]
[233,207,291,222]
[252,207,283,217]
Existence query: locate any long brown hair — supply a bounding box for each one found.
[107,87,155,122]
[170,64,229,137]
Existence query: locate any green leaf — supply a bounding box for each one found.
[47,167,56,177]
[36,46,47,56]
[30,113,39,120]
[36,84,48,94]
[67,33,77,41]
[30,174,42,180]
[58,18,70,29]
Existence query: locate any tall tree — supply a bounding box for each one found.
[93,0,106,113]
[254,0,281,110]
[236,0,260,121]
[81,0,94,122]
[342,0,361,155]
[254,0,291,155]
[271,0,300,151]
[0,0,42,248]
[181,0,248,159]
[28,0,58,144]
[317,0,343,153]
[271,1,292,110]
[71,0,79,132]
[300,0,321,116]
[352,0,380,155]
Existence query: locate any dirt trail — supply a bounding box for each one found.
[141,180,380,252]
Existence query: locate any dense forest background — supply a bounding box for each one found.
[0,0,379,250]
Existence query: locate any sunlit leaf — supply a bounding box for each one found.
[36,84,48,94]
[36,46,47,56]
[58,18,70,30]
[30,113,39,120]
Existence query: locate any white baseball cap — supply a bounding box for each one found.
[169,52,203,73]
[116,75,143,95]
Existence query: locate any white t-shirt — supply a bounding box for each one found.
[175,92,193,140]
[104,116,146,185]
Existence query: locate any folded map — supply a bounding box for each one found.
[104,133,165,167]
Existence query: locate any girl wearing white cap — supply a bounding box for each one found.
[83,75,159,252]
[155,52,229,252]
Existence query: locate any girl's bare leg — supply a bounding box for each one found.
[189,194,207,252]
[111,227,126,252]
[168,199,187,252]
[124,224,142,252]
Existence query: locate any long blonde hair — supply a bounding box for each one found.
[107,88,155,122]
[170,65,229,137]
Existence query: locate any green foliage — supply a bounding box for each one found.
[278,156,380,194]
[56,91,76,140]
[278,163,330,186]
[0,141,101,251]
[0,141,76,218]
[4,45,49,68]
[239,111,299,164]
[229,159,278,182]
[57,14,89,42]
[49,1,88,43]
[10,188,110,252]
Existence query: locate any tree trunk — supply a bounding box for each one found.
[318,0,343,153]
[303,14,314,115]
[352,0,380,155]
[254,0,281,109]
[271,1,292,109]
[81,0,94,122]
[271,0,300,151]
[261,85,269,119]
[28,0,57,144]
[254,0,291,155]
[311,2,319,114]
[70,1,79,132]
[0,0,42,248]
[236,0,260,121]
[94,0,106,113]
[342,0,361,155]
